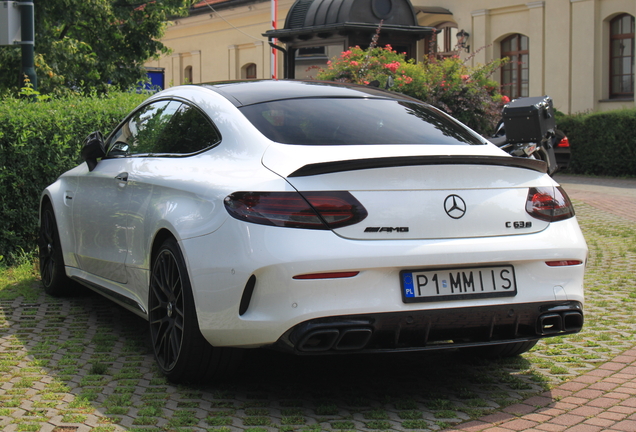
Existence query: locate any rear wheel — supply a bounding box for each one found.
[38,202,76,296]
[148,237,242,383]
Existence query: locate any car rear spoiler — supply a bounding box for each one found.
[287,155,547,178]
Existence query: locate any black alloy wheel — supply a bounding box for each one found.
[148,238,242,383]
[149,242,186,374]
[38,203,74,296]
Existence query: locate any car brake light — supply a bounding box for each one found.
[525,186,575,222]
[224,191,367,229]
[556,136,570,148]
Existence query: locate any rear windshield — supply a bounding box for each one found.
[238,98,484,145]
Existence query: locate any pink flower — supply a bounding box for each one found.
[501,95,510,103]
[341,50,352,58]
[461,74,470,81]
[384,61,400,73]
[350,61,359,66]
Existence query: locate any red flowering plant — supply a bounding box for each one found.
[317,33,508,135]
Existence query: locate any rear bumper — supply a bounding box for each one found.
[184,216,586,348]
[272,301,583,354]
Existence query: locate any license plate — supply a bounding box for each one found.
[401,265,517,303]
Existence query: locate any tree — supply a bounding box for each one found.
[316,41,509,135]
[0,0,193,95]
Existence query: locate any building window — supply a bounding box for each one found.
[184,66,193,84]
[501,34,529,99]
[610,14,635,99]
[297,46,326,57]
[429,23,458,58]
[244,63,257,79]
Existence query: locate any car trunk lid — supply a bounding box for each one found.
[262,144,553,240]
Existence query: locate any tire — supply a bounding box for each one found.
[465,340,538,359]
[148,237,242,383]
[38,202,76,296]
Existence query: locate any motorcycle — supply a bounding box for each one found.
[487,96,568,176]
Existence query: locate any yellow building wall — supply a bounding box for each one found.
[149,0,635,115]
[146,0,296,85]
[414,0,635,114]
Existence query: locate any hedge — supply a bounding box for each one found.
[557,108,636,177]
[0,92,148,265]
[1,92,634,265]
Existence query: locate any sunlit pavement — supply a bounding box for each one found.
[555,174,636,222]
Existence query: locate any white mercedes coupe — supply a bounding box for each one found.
[39,80,587,383]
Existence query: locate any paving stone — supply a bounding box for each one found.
[2,175,636,431]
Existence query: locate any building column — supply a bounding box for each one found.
[228,45,237,79]
[471,9,490,66]
[191,50,201,83]
[170,53,180,87]
[526,2,545,96]
[570,0,596,113]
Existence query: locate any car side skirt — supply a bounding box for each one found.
[70,274,148,319]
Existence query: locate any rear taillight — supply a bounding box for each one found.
[556,136,570,148]
[224,191,367,229]
[525,186,575,222]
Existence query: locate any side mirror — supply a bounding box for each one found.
[81,131,106,171]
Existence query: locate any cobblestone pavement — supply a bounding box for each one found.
[0,175,634,432]
[555,174,636,222]
[443,175,636,432]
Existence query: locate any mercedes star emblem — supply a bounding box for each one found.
[444,194,466,219]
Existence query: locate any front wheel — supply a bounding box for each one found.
[38,202,76,296]
[148,238,242,383]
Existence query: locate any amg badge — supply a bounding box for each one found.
[506,221,532,229]
[365,227,410,233]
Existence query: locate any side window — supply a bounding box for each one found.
[106,101,220,156]
[154,103,221,154]
[107,100,181,156]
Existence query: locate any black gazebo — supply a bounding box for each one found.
[264,0,435,78]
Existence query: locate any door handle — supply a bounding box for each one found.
[115,172,129,188]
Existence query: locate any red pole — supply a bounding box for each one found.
[271,0,278,78]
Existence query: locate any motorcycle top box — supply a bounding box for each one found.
[502,96,556,143]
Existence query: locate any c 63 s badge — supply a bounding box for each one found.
[506,221,532,229]
[365,227,410,233]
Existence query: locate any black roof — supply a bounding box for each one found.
[203,79,417,107]
[265,0,432,42]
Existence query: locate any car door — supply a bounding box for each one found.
[72,99,182,283]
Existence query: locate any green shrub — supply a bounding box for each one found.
[558,108,636,177]
[316,39,507,135]
[0,92,148,265]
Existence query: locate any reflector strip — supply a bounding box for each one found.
[545,260,583,267]
[293,271,360,280]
